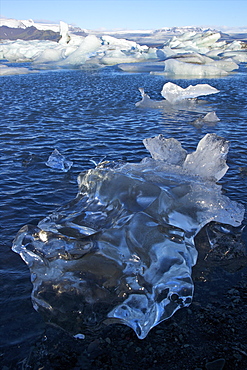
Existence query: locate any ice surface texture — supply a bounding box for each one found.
[12,134,245,339]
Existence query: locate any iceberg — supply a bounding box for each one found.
[57,35,102,66]
[152,58,237,77]
[136,82,219,110]
[45,149,73,172]
[12,134,245,339]
[161,82,219,103]
[58,21,70,45]
[1,25,246,71]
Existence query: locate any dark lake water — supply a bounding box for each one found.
[1,64,247,366]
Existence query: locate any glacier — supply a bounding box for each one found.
[12,134,245,339]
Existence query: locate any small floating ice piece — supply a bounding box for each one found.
[73,333,85,340]
[190,111,220,128]
[203,111,220,122]
[161,82,219,104]
[46,149,73,172]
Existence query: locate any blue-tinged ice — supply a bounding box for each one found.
[12,134,245,339]
[46,149,73,172]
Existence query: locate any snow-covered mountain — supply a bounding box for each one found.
[1,17,247,45]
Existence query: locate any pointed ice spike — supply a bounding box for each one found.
[183,133,229,181]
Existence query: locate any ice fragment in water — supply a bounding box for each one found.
[46,149,73,172]
[203,111,220,122]
[12,134,245,339]
[136,82,219,113]
[161,82,219,104]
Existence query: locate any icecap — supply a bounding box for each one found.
[12,134,245,339]
[45,149,73,172]
[136,82,219,110]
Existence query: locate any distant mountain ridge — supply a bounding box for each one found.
[0,25,61,41]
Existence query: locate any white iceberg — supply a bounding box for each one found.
[57,35,102,66]
[161,82,219,103]
[136,82,219,110]
[151,58,238,77]
[59,21,70,44]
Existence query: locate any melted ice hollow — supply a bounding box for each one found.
[12,134,245,339]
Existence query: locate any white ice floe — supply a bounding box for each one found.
[161,82,219,103]
[151,58,238,77]
[0,64,33,76]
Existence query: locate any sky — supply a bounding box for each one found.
[1,0,247,31]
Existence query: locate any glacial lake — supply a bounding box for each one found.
[0,63,247,365]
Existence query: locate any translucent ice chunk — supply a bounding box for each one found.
[183,133,229,181]
[45,149,73,172]
[190,112,220,128]
[136,83,219,114]
[161,82,219,104]
[203,111,220,122]
[143,134,187,165]
[12,134,245,339]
